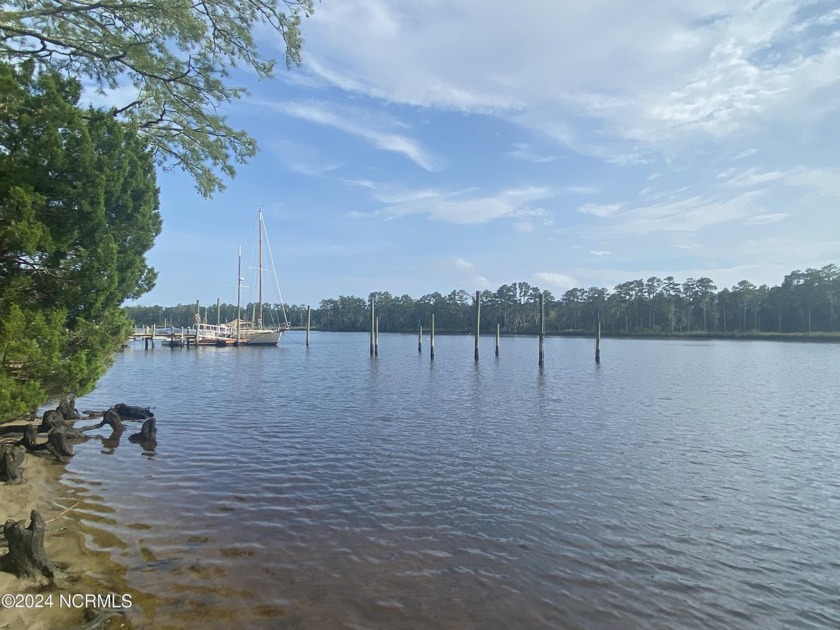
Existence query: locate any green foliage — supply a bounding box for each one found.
[0,61,161,421]
[0,0,315,196]
[127,263,840,337]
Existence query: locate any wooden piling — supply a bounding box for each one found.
[216,298,221,325]
[474,290,480,363]
[495,323,500,357]
[430,314,435,361]
[418,325,422,353]
[538,291,545,367]
[370,297,375,356]
[595,315,601,364]
[306,306,311,347]
[375,316,379,357]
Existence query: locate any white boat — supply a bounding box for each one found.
[227,208,289,346]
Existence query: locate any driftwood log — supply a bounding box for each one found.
[0,444,25,483]
[0,510,54,579]
[129,418,156,445]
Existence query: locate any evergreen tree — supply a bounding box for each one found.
[0,61,161,420]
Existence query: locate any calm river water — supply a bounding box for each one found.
[67,333,840,629]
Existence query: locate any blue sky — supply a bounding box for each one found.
[131,0,839,307]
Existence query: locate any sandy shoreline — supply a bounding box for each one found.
[0,421,128,630]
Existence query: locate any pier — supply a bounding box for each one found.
[130,326,203,349]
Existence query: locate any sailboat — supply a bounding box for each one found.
[227,208,290,346]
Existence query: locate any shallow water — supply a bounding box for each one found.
[67,333,840,628]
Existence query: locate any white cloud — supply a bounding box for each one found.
[514,222,534,233]
[533,272,578,292]
[266,100,440,171]
[746,213,789,225]
[718,167,794,188]
[351,183,554,225]
[564,185,599,195]
[298,0,840,163]
[589,250,612,256]
[454,257,475,271]
[577,203,622,217]
[578,190,765,235]
[267,139,343,176]
[508,143,557,163]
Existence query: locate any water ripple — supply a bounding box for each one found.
[67,334,840,628]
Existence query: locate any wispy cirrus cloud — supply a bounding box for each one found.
[577,203,622,217]
[267,139,343,176]
[262,99,440,171]
[585,190,764,235]
[454,256,475,271]
[508,142,557,163]
[746,213,789,225]
[347,183,554,225]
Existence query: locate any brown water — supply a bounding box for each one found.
[65,333,840,628]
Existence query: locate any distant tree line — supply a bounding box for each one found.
[125,264,840,336]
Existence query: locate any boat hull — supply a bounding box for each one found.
[237,330,284,346]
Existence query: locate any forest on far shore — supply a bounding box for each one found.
[126,264,839,337]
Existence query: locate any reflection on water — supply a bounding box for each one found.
[66,333,840,628]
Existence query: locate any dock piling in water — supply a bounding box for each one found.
[306,306,311,347]
[596,315,601,364]
[538,291,545,367]
[430,314,435,361]
[495,323,500,357]
[418,325,422,353]
[370,297,375,357]
[474,290,480,363]
[375,316,379,357]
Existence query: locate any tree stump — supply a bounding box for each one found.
[57,396,80,420]
[38,409,84,438]
[129,418,157,445]
[0,445,25,483]
[38,409,66,433]
[0,510,55,579]
[81,408,125,433]
[113,403,154,420]
[46,429,74,461]
[19,425,41,451]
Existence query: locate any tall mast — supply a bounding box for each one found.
[236,246,241,343]
[258,207,263,328]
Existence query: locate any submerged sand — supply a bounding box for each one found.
[0,421,130,630]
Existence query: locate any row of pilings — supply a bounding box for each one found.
[366,292,602,365]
